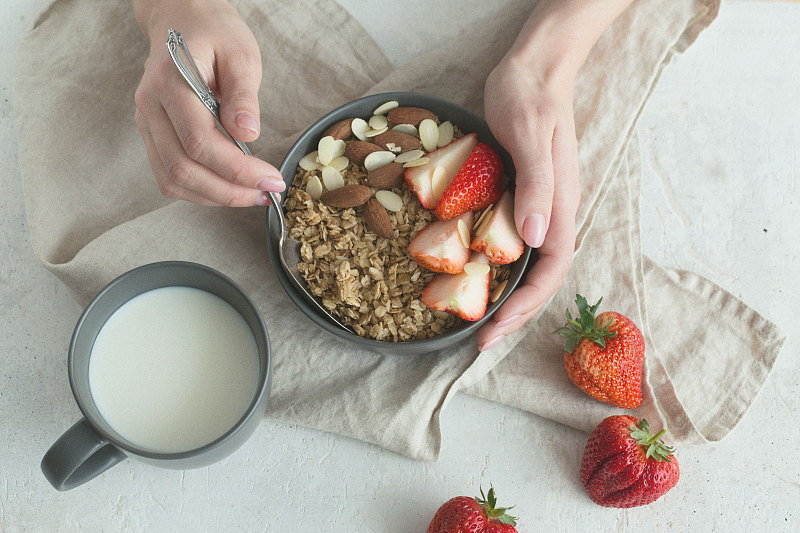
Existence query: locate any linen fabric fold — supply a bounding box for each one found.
[16,0,784,460]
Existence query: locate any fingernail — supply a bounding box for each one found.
[496,314,522,329]
[256,177,285,192]
[236,112,260,136]
[480,335,504,351]
[523,214,546,248]
[254,193,270,206]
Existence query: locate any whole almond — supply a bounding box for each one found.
[320,184,372,207]
[373,131,422,152]
[367,162,405,189]
[345,141,383,166]
[387,106,437,127]
[363,198,394,238]
[322,118,354,140]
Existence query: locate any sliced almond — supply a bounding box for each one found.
[363,198,394,238]
[375,190,403,212]
[464,261,490,278]
[364,126,388,138]
[320,184,372,207]
[364,150,397,171]
[387,107,437,127]
[299,151,321,171]
[391,124,417,136]
[419,119,440,152]
[367,162,404,189]
[351,118,370,141]
[431,165,449,201]
[402,157,430,168]
[328,156,349,172]
[373,131,422,153]
[373,100,399,115]
[305,175,323,200]
[394,149,425,164]
[345,141,382,166]
[437,121,454,147]
[321,166,345,191]
[368,114,388,130]
[491,279,509,303]
[457,219,471,248]
[318,136,345,166]
[473,205,494,230]
[322,118,353,140]
[475,209,495,236]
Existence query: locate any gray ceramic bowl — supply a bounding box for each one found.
[266,92,531,354]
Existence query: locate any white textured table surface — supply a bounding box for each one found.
[2,1,798,531]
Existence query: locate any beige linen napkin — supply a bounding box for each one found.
[16,0,784,459]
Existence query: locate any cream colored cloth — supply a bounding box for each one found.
[16,0,784,459]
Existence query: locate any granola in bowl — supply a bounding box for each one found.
[267,92,531,353]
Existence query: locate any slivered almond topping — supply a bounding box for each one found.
[368,114,388,130]
[491,279,509,303]
[457,219,471,248]
[375,190,403,212]
[473,204,494,230]
[402,157,430,168]
[364,126,388,138]
[464,262,490,278]
[321,166,345,190]
[318,136,345,166]
[299,151,321,171]
[328,156,349,171]
[391,124,417,136]
[394,149,425,164]
[475,209,495,236]
[351,118,370,141]
[419,119,440,152]
[431,165,449,201]
[437,121,454,147]
[373,100,399,115]
[364,151,397,171]
[305,175,323,200]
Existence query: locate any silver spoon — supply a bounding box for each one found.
[166,28,352,333]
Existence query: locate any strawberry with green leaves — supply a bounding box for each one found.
[554,294,644,409]
[435,142,504,220]
[427,487,518,533]
[581,415,680,508]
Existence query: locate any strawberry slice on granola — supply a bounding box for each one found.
[409,211,474,274]
[470,190,525,264]
[421,251,491,321]
[404,133,477,209]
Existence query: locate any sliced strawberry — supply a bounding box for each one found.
[435,142,504,220]
[404,133,477,209]
[409,211,474,273]
[470,190,525,264]
[421,251,490,321]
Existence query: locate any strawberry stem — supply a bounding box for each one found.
[630,419,676,462]
[553,294,617,353]
[475,486,517,526]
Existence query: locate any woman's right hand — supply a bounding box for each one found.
[131,0,285,206]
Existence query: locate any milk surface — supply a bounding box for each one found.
[88,286,260,453]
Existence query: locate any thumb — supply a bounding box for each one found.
[509,130,554,249]
[215,44,263,143]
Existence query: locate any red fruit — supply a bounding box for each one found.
[435,143,504,220]
[409,211,474,273]
[581,415,680,508]
[427,487,518,533]
[470,189,524,264]
[404,133,478,209]
[421,251,490,321]
[554,295,644,409]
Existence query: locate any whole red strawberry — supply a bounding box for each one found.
[581,415,680,508]
[554,295,644,409]
[427,487,517,533]
[435,143,504,220]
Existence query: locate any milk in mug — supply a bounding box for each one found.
[88,286,260,453]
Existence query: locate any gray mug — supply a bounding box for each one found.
[41,261,271,491]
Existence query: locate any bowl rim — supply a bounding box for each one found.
[266,91,532,353]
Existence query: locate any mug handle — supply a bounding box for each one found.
[41,419,127,491]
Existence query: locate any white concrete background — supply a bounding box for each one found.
[2,0,798,531]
